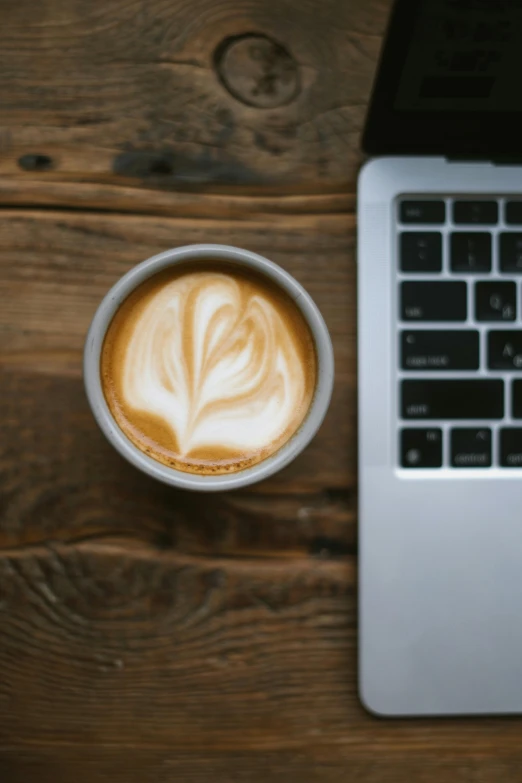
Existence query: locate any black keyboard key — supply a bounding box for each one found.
[400,200,445,224]
[488,331,522,370]
[500,429,522,467]
[451,428,492,468]
[451,232,491,273]
[401,330,479,370]
[401,379,504,420]
[505,202,522,225]
[401,428,442,468]
[499,233,522,273]
[513,380,522,418]
[475,281,516,322]
[400,232,442,273]
[453,200,498,225]
[401,281,467,322]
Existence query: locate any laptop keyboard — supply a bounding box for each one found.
[398,197,522,470]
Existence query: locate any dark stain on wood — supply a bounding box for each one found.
[112,149,265,185]
[18,153,54,172]
[309,536,354,558]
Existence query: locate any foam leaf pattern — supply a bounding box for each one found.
[121,272,311,457]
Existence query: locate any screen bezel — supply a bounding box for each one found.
[362,0,522,157]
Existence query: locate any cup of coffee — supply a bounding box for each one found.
[84,244,334,491]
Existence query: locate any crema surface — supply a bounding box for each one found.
[101,265,317,474]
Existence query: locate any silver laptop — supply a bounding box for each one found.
[358,0,522,716]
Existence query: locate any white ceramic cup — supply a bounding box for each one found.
[84,244,334,491]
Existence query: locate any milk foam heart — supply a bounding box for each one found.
[123,273,308,453]
[101,265,317,475]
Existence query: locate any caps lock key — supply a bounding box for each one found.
[401,330,479,371]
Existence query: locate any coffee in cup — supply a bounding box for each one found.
[100,263,317,475]
[84,245,334,491]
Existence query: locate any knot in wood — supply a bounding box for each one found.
[18,153,53,171]
[215,34,300,108]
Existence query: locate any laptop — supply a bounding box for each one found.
[358,0,522,716]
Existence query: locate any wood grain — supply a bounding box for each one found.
[0,0,390,191]
[0,545,355,748]
[1,545,522,783]
[4,748,522,783]
[0,178,354,218]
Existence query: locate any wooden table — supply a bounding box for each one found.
[1,1,520,780]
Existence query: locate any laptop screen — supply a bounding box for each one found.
[363,0,522,156]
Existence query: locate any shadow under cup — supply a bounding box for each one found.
[84,244,335,491]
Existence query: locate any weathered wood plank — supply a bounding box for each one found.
[0,0,391,191]
[0,178,354,217]
[0,546,355,747]
[3,747,522,783]
[0,544,521,772]
[4,748,522,783]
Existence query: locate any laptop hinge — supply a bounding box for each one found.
[446,155,522,166]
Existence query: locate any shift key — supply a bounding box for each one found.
[401,281,467,321]
[402,380,504,420]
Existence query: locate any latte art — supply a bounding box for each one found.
[101,266,317,474]
[124,274,306,454]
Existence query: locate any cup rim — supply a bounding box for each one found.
[83,244,335,491]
